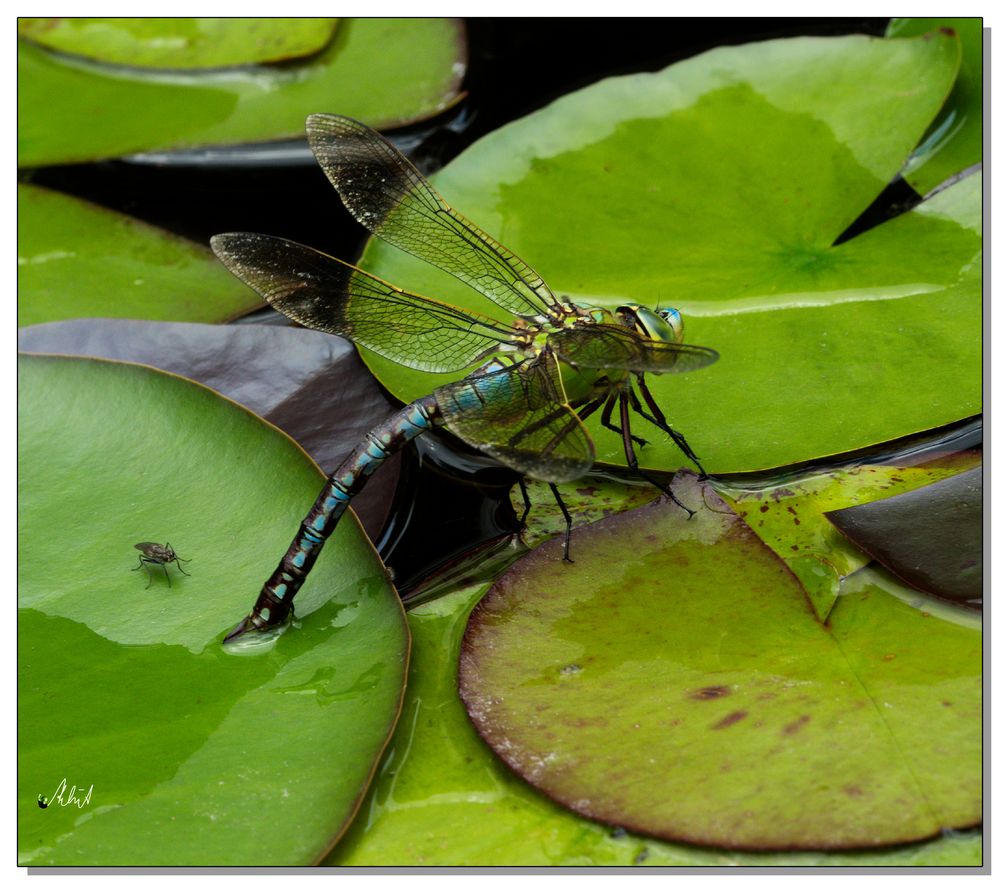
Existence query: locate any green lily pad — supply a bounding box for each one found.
[826,466,982,605]
[18,354,409,865]
[356,32,980,476]
[888,19,983,194]
[17,18,338,69]
[18,18,465,166]
[716,448,982,620]
[328,578,981,866]
[18,184,260,327]
[459,473,981,850]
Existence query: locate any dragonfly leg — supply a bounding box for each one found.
[515,477,532,531]
[548,482,574,563]
[619,396,695,518]
[600,393,649,447]
[633,374,708,478]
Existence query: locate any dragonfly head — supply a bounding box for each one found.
[617,304,684,344]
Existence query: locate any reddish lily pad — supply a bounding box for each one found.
[826,466,982,606]
[460,472,981,850]
[17,318,399,538]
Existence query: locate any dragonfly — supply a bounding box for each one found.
[212,114,718,642]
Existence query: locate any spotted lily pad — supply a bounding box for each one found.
[459,472,981,850]
[716,448,982,619]
[17,184,259,327]
[826,466,982,605]
[17,18,338,69]
[18,18,466,166]
[888,18,983,194]
[18,355,409,864]
[357,32,979,476]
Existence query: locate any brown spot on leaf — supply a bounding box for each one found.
[690,685,731,700]
[712,710,748,730]
[883,653,896,662]
[939,25,956,36]
[942,699,953,707]
[759,504,770,513]
[758,692,777,701]
[784,714,811,735]
[844,785,864,797]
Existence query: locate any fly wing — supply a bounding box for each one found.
[212,233,521,374]
[306,114,563,322]
[434,351,595,484]
[550,323,719,373]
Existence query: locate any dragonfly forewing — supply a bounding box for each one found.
[551,323,720,374]
[211,232,522,374]
[305,114,564,323]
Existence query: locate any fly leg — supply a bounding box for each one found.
[131,556,154,589]
[548,482,574,563]
[160,562,173,588]
[166,545,192,576]
[632,374,708,478]
[619,395,695,518]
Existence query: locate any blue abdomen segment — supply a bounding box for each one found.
[225,395,441,641]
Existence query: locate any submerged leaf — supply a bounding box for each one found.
[18,19,466,165]
[18,18,338,69]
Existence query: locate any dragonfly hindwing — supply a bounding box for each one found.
[434,352,595,484]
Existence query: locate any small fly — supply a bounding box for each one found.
[131,542,190,588]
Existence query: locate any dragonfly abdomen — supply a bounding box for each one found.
[224,395,442,641]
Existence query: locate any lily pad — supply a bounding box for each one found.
[18,185,260,327]
[459,472,981,850]
[18,354,409,864]
[328,578,981,866]
[887,18,983,194]
[17,18,338,69]
[17,318,400,537]
[18,18,466,166]
[826,466,982,605]
[356,32,980,476]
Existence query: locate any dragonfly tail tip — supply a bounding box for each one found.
[223,617,254,643]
